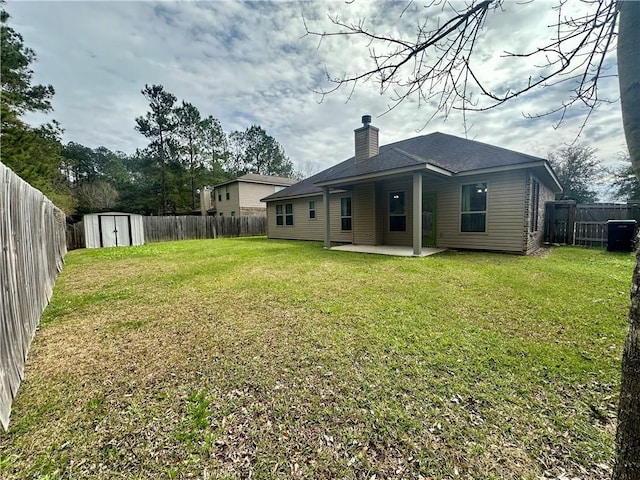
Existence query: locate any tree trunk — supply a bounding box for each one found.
[190,143,196,211]
[159,130,168,216]
[614,2,640,479]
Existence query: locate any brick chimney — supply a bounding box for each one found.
[354,115,379,162]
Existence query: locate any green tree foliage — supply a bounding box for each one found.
[0,7,74,212]
[229,125,294,177]
[116,148,165,215]
[135,84,179,215]
[0,9,54,115]
[134,88,230,214]
[227,130,247,177]
[612,155,640,201]
[60,142,130,213]
[174,102,229,210]
[549,145,602,203]
[200,115,228,182]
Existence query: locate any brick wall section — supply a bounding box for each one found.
[523,171,555,254]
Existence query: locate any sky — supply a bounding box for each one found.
[7,0,628,195]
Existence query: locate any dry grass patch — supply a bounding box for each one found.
[0,238,632,479]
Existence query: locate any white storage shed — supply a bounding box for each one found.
[83,212,145,248]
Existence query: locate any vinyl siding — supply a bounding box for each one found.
[353,183,376,244]
[355,127,379,161]
[238,183,282,209]
[379,178,414,246]
[209,181,291,217]
[213,183,240,217]
[432,170,527,253]
[266,194,352,243]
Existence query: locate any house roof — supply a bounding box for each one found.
[263,132,561,201]
[213,173,298,189]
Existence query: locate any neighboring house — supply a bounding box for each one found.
[262,116,562,255]
[201,173,297,217]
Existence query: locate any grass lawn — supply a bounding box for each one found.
[0,238,634,479]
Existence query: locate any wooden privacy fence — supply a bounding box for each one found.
[142,215,266,243]
[544,201,640,247]
[66,215,267,249]
[0,162,67,430]
[66,220,85,251]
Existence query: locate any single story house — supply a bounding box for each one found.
[201,173,297,217]
[262,116,562,255]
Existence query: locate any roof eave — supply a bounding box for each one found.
[262,191,322,202]
[314,164,451,187]
[239,179,297,187]
[213,178,296,188]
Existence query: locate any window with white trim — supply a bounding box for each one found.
[276,204,284,225]
[309,201,316,219]
[461,183,487,232]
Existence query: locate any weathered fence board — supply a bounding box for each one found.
[544,201,576,245]
[142,215,266,243]
[1,162,67,430]
[544,201,640,247]
[574,221,608,248]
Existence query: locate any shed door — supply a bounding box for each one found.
[99,215,132,247]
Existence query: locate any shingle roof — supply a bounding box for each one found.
[263,132,552,201]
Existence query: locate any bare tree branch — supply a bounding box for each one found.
[304,0,618,130]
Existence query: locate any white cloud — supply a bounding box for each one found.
[8,0,626,197]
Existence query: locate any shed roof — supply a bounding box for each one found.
[263,132,561,201]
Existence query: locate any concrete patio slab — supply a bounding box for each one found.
[329,244,447,257]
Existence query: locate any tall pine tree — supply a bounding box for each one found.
[0,6,74,212]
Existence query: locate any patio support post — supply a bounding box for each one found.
[323,186,331,248]
[412,172,423,256]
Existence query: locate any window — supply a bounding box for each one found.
[461,183,487,232]
[219,212,223,217]
[276,204,294,226]
[226,188,230,200]
[530,179,540,233]
[231,211,236,218]
[389,192,406,231]
[218,194,222,202]
[341,197,352,231]
[309,201,316,219]
[285,203,294,225]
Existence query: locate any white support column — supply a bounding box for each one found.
[323,186,331,248]
[412,172,423,256]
